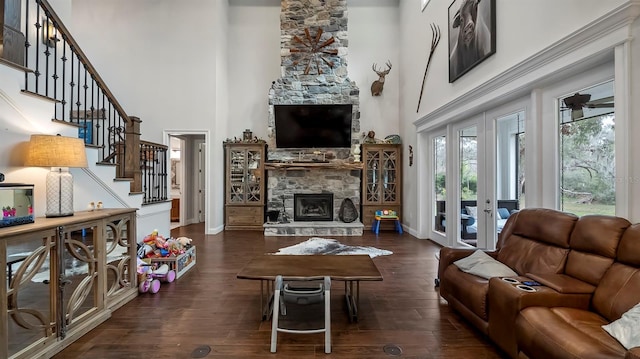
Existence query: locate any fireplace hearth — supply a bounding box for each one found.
[294,193,333,221]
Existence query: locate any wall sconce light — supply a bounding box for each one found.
[25,135,88,217]
[43,18,59,48]
[409,145,414,167]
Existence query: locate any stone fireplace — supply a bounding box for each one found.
[263,0,363,236]
[294,193,333,221]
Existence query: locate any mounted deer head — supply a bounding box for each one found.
[370,60,392,96]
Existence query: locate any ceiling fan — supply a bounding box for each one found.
[562,92,614,120]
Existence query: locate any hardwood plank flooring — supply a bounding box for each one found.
[52,224,507,358]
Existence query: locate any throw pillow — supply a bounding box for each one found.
[497,207,510,220]
[602,302,640,350]
[466,206,478,218]
[454,250,518,280]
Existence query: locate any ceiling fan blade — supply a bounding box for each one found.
[587,103,615,108]
[586,96,614,104]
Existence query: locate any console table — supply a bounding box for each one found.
[1,208,138,359]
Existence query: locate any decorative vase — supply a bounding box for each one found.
[353,144,361,162]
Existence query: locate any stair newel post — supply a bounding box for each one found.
[125,116,142,193]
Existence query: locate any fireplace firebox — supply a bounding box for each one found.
[294,193,333,221]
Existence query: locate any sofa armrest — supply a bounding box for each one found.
[437,247,497,282]
[625,347,640,359]
[487,276,592,358]
[526,273,595,294]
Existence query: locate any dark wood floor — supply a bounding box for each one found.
[53,224,506,358]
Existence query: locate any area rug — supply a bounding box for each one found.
[273,237,392,258]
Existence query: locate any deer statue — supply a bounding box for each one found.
[370,60,392,96]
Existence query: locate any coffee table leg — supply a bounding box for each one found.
[344,280,360,322]
[261,279,275,321]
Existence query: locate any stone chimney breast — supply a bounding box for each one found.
[269,0,360,160]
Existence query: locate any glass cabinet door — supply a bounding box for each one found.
[382,149,397,202]
[226,145,264,204]
[365,149,381,203]
[228,149,246,203]
[246,149,262,203]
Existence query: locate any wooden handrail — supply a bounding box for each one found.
[37,0,130,125]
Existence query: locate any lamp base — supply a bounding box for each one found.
[45,212,74,218]
[45,167,75,217]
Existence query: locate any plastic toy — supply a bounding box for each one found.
[137,258,176,294]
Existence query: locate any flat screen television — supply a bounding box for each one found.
[274,104,353,148]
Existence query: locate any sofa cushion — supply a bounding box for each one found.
[454,250,517,279]
[618,224,640,266]
[465,206,478,218]
[592,262,640,322]
[497,236,570,276]
[564,215,630,286]
[516,307,627,359]
[497,207,510,220]
[500,208,578,248]
[496,209,577,276]
[602,302,640,350]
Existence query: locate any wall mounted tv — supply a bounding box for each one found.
[274,104,353,149]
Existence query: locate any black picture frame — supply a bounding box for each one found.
[448,0,496,83]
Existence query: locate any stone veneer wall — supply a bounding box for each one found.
[267,169,361,221]
[265,0,362,225]
[267,0,360,161]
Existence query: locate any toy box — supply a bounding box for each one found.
[149,246,196,279]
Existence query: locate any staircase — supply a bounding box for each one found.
[0,0,170,239]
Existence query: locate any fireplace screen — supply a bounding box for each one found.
[294,193,333,221]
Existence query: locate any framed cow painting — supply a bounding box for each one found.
[448,0,496,82]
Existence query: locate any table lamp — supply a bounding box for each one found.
[25,134,88,217]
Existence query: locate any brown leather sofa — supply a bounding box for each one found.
[437,208,640,359]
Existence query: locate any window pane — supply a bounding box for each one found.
[460,126,477,247]
[496,111,524,237]
[559,81,614,216]
[434,136,446,233]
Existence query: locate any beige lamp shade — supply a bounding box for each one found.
[25,134,88,217]
[25,134,88,168]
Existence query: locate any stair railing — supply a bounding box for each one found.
[13,0,167,205]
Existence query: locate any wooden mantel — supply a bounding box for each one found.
[264,161,364,170]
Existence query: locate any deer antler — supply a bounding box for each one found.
[373,61,392,76]
[416,23,441,113]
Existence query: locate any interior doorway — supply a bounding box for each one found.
[167,133,207,229]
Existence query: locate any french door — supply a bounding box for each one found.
[431,104,526,250]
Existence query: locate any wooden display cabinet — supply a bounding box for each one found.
[224,142,267,230]
[361,143,402,230]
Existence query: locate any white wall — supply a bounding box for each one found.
[70,0,222,233]
[67,0,401,233]
[398,0,632,232]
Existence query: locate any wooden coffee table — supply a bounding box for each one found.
[237,254,383,322]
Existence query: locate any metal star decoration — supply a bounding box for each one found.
[290,28,338,75]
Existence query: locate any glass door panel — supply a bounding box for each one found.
[459,126,478,247]
[434,135,446,233]
[495,111,525,239]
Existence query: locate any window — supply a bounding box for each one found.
[559,81,615,216]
